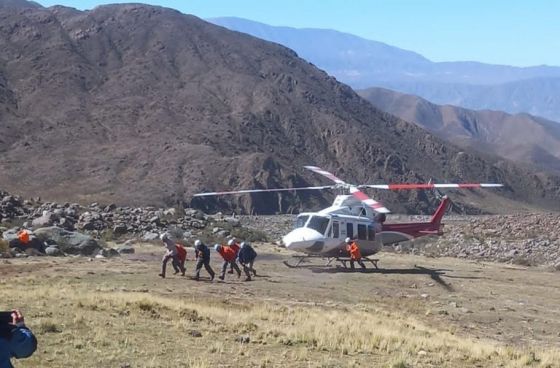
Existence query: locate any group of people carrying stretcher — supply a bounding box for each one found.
[159,234,257,282]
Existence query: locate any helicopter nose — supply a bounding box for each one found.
[282,228,323,250]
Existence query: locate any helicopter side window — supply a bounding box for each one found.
[368,225,375,240]
[346,223,354,239]
[331,221,339,238]
[295,215,309,229]
[307,216,330,235]
[357,224,367,240]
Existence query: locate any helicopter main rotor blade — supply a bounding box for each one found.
[349,187,391,214]
[304,166,347,185]
[193,185,336,197]
[359,183,503,190]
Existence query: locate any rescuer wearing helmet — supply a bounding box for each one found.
[237,242,258,281]
[193,239,215,281]
[226,238,241,274]
[214,243,244,281]
[345,237,366,270]
[158,233,185,278]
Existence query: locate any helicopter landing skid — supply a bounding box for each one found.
[336,257,379,269]
[283,255,336,268]
[283,255,379,269]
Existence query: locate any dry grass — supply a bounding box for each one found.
[2,247,560,368]
[2,277,559,368]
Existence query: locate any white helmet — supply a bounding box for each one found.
[194,239,202,247]
[345,237,351,244]
[160,233,169,241]
[240,242,246,248]
[214,244,221,251]
[227,239,235,246]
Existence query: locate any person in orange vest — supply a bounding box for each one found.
[9,229,31,252]
[345,237,366,270]
[17,230,30,245]
[226,238,241,274]
[214,243,246,281]
[9,229,46,254]
[174,243,187,275]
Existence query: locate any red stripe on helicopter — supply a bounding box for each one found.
[349,187,390,213]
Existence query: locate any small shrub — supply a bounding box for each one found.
[0,239,8,253]
[179,308,203,322]
[38,321,62,334]
[512,257,532,267]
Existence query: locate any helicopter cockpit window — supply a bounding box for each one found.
[307,216,330,235]
[295,215,309,229]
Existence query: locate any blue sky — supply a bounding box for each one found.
[37,0,560,67]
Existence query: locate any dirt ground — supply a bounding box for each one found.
[1,243,559,367]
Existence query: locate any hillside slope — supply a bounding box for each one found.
[0,2,559,214]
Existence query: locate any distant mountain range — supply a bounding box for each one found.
[210,17,560,122]
[358,87,560,174]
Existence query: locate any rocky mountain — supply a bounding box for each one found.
[1,1,560,214]
[359,87,560,173]
[210,17,560,121]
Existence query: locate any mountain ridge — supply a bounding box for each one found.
[358,87,560,173]
[0,3,559,214]
[210,17,560,121]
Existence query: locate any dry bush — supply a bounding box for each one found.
[0,239,8,253]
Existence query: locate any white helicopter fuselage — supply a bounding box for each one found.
[282,195,383,257]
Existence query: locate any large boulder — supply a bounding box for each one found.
[45,246,64,257]
[142,232,159,241]
[1,228,18,242]
[34,227,101,255]
[31,211,56,228]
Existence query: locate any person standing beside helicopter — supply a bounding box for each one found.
[345,237,366,270]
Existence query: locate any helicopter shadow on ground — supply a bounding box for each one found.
[310,265,462,292]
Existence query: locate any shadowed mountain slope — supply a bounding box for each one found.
[0,2,560,214]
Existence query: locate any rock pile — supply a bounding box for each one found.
[401,213,560,269]
[0,189,261,258]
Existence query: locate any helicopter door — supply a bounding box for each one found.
[368,225,375,240]
[346,222,354,239]
[331,221,339,238]
[357,224,367,240]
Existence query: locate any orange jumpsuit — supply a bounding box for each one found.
[346,241,366,269]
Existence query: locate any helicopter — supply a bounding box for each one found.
[194,166,503,268]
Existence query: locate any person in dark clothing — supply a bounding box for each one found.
[0,310,37,368]
[237,242,257,281]
[193,240,215,281]
[215,244,246,281]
